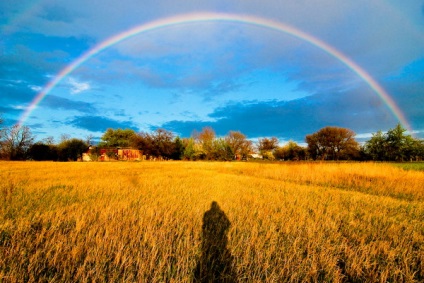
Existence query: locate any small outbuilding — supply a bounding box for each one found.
[83,147,142,161]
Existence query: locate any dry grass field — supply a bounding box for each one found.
[0,161,423,282]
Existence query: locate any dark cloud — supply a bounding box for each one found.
[68,115,138,132]
[0,103,24,113]
[0,116,18,127]
[114,109,127,117]
[78,24,359,103]
[81,56,246,97]
[41,4,80,23]
[203,80,244,101]
[0,45,68,117]
[0,103,26,126]
[40,95,97,113]
[27,123,44,129]
[386,84,424,133]
[383,59,424,134]
[7,33,92,56]
[0,45,66,82]
[0,36,91,107]
[162,87,399,142]
[0,84,36,118]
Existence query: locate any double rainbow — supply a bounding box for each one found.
[17,12,411,132]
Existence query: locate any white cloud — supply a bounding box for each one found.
[12,104,27,110]
[68,77,90,94]
[355,133,374,139]
[29,85,42,92]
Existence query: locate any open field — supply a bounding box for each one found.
[393,162,424,172]
[1,161,423,282]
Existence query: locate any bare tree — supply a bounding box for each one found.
[225,131,253,159]
[257,137,279,159]
[0,115,4,155]
[196,127,216,160]
[151,128,175,158]
[1,125,35,160]
[60,134,71,143]
[43,136,55,145]
[85,134,94,146]
[257,137,279,152]
[0,114,4,141]
[132,129,175,159]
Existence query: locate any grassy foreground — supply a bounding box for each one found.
[0,161,423,282]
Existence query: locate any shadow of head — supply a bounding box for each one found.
[194,201,236,283]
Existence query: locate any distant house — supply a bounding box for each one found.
[82,146,94,161]
[249,153,263,159]
[100,148,118,161]
[83,147,142,161]
[117,148,142,161]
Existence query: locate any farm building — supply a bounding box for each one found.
[83,147,143,161]
[117,148,143,161]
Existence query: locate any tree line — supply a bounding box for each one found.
[1,115,423,161]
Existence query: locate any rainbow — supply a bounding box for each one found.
[17,12,411,132]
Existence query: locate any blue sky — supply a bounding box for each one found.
[1,0,423,144]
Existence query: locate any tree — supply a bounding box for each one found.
[60,134,71,143]
[57,138,88,161]
[225,131,253,159]
[364,124,423,161]
[363,130,386,161]
[402,135,419,161]
[0,115,4,154]
[195,127,216,160]
[0,116,4,157]
[274,141,307,161]
[257,137,279,152]
[385,123,411,161]
[28,142,59,161]
[132,129,175,159]
[99,128,136,147]
[0,125,34,160]
[131,132,153,157]
[182,138,197,160]
[211,138,234,161]
[306,126,359,160]
[151,128,175,159]
[171,136,185,160]
[412,140,424,161]
[85,134,94,146]
[43,136,55,145]
[257,137,279,160]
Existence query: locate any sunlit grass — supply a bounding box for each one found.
[0,161,423,282]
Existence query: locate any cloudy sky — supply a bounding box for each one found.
[1,0,423,144]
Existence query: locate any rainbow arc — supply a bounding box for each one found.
[17,12,411,133]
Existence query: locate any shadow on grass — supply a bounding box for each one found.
[194,201,237,283]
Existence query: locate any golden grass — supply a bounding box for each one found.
[0,161,423,282]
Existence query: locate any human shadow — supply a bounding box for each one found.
[194,201,237,283]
